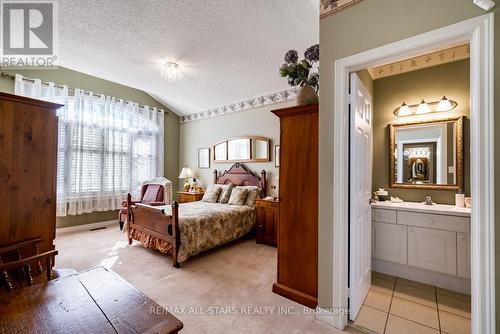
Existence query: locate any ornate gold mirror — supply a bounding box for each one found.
[389,117,464,190]
[213,136,270,163]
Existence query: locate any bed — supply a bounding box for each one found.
[126,163,267,267]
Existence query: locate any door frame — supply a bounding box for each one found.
[329,13,495,333]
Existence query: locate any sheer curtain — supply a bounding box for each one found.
[15,74,164,217]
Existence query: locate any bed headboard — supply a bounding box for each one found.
[213,163,267,197]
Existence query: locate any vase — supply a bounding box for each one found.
[296,84,318,106]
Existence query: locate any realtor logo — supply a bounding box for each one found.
[1,0,58,68]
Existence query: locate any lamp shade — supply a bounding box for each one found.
[179,166,194,179]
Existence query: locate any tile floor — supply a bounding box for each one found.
[353,272,471,334]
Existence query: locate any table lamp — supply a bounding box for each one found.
[179,166,194,191]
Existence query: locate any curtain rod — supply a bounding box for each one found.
[0,72,168,114]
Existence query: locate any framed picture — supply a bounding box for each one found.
[275,145,280,168]
[198,148,210,169]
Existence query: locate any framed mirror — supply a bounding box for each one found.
[389,116,464,190]
[213,136,270,163]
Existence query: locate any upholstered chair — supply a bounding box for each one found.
[119,177,173,230]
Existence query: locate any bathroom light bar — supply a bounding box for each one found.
[394,97,457,117]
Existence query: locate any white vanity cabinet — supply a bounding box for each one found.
[407,226,457,275]
[457,232,471,279]
[371,202,471,285]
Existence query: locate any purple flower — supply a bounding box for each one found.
[284,50,298,64]
[304,44,319,62]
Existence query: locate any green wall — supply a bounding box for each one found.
[373,59,470,204]
[0,67,180,228]
[319,0,499,326]
[179,101,291,195]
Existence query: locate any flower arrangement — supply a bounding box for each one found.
[279,44,319,93]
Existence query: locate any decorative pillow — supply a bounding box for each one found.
[227,187,248,206]
[202,185,223,203]
[238,186,261,207]
[218,183,234,203]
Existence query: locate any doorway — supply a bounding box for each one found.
[328,14,495,334]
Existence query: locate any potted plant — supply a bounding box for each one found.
[279,44,319,105]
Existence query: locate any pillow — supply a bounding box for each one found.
[202,185,223,203]
[237,185,261,207]
[227,187,248,206]
[218,183,234,203]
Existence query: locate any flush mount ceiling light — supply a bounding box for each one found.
[394,96,457,117]
[161,62,182,83]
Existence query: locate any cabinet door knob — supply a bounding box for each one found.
[259,224,263,228]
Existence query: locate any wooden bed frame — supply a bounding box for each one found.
[127,163,266,268]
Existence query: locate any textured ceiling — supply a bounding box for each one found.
[58,1,319,115]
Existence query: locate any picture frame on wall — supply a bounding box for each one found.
[275,145,280,167]
[198,148,210,169]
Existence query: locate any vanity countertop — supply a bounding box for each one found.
[371,201,471,217]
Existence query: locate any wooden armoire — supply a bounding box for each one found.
[272,103,318,308]
[0,92,62,259]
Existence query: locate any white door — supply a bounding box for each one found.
[349,73,373,321]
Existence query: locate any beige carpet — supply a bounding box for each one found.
[55,223,356,334]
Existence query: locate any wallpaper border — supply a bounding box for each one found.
[180,87,298,124]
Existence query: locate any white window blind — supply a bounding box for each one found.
[15,74,164,216]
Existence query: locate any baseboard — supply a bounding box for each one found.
[272,282,318,309]
[373,258,471,294]
[56,220,118,233]
[315,308,335,327]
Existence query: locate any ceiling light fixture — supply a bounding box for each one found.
[161,62,182,83]
[394,97,457,117]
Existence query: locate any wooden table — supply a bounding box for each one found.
[0,266,183,333]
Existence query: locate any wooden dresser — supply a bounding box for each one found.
[177,191,204,203]
[0,92,62,257]
[271,104,318,309]
[255,199,278,247]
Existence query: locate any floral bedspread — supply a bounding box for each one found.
[159,201,256,263]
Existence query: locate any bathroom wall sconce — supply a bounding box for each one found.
[394,96,457,117]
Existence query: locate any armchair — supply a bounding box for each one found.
[119,177,173,230]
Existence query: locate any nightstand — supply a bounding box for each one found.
[177,191,204,203]
[255,199,279,247]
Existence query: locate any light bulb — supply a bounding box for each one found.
[437,96,452,112]
[417,99,430,114]
[398,102,411,116]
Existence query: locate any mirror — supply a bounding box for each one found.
[389,117,464,190]
[213,136,270,163]
[228,138,251,160]
[214,142,227,161]
[253,139,269,160]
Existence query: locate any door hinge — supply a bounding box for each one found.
[347,288,351,298]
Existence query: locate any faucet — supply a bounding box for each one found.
[424,195,434,205]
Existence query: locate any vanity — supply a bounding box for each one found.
[371,201,471,293]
